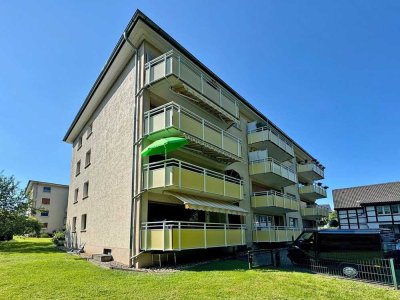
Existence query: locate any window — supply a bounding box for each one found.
[41,198,50,205]
[289,217,298,228]
[87,123,93,138]
[377,205,391,215]
[73,188,79,203]
[43,186,51,193]
[42,223,48,229]
[41,211,49,217]
[318,233,381,252]
[85,150,91,168]
[72,217,77,232]
[77,136,82,149]
[81,214,87,231]
[391,205,400,214]
[83,181,89,199]
[254,215,273,228]
[76,160,81,176]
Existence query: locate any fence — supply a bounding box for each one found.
[248,248,399,289]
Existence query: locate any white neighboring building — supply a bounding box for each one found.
[26,181,69,234]
[333,182,400,235]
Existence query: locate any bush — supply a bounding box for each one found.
[52,231,65,246]
[40,233,50,238]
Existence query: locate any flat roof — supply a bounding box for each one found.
[25,180,69,194]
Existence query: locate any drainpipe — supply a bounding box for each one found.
[123,31,140,267]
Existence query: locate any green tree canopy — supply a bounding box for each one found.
[0,172,37,240]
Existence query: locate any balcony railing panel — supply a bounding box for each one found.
[301,206,329,219]
[143,159,243,200]
[141,221,246,251]
[297,163,324,181]
[248,126,294,160]
[252,226,302,243]
[144,50,239,120]
[249,158,297,187]
[144,103,242,160]
[251,191,299,211]
[299,184,327,201]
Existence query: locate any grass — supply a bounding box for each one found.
[0,238,399,299]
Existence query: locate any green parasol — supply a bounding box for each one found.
[141,137,189,157]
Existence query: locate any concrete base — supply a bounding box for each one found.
[93,254,113,262]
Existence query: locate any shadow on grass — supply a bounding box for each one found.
[0,239,59,254]
[186,259,313,275]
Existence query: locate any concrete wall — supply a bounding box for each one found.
[66,55,136,265]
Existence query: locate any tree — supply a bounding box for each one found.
[20,217,42,236]
[0,172,35,241]
[318,210,338,228]
[327,210,339,227]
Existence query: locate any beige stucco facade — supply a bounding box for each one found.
[26,181,69,234]
[63,10,328,267]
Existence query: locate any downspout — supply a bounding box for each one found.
[123,31,140,267]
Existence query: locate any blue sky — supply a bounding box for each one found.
[1,1,400,207]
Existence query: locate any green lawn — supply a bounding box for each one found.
[0,238,398,299]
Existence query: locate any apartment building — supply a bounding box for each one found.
[25,180,69,234]
[333,182,400,235]
[63,10,328,267]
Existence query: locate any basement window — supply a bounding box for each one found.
[103,249,112,255]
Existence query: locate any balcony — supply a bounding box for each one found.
[144,50,239,123]
[248,126,294,162]
[297,163,324,182]
[249,158,297,188]
[143,159,243,201]
[253,226,302,243]
[301,206,329,220]
[251,191,299,214]
[144,103,242,163]
[298,184,327,202]
[141,221,246,251]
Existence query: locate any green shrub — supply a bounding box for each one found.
[52,231,65,246]
[40,233,50,238]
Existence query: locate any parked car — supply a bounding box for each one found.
[287,229,400,277]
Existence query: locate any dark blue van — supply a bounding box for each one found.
[287,229,400,276]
